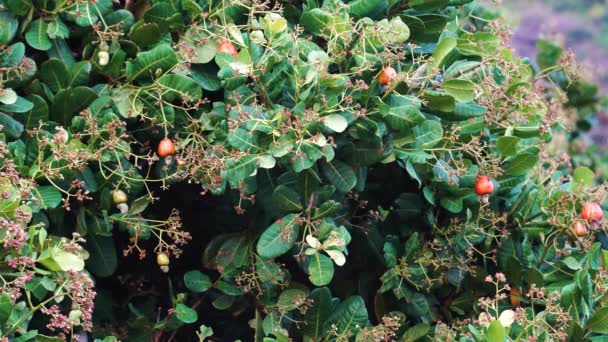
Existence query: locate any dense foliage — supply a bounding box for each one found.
[0,0,607,340]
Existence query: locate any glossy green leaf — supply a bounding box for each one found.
[85,234,118,277]
[184,271,212,293]
[413,120,443,148]
[25,20,52,51]
[0,12,18,45]
[323,296,368,337]
[256,214,300,259]
[272,185,303,211]
[487,320,506,342]
[125,44,178,82]
[175,303,198,324]
[277,289,307,311]
[0,112,23,138]
[50,86,98,126]
[303,287,332,338]
[573,166,594,188]
[32,186,62,210]
[348,0,388,19]
[222,155,258,186]
[402,323,431,341]
[321,160,357,193]
[587,307,608,334]
[442,79,475,103]
[40,59,70,92]
[496,136,520,156]
[504,153,538,176]
[300,9,332,35]
[157,74,202,102]
[433,37,457,67]
[308,253,334,286]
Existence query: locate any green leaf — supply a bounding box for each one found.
[25,20,52,51]
[433,37,457,67]
[38,247,85,272]
[215,280,242,296]
[259,155,276,169]
[504,153,538,176]
[348,0,388,19]
[222,155,258,187]
[48,39,76,67]
[308,253,334,286]
[197,325,214,340]
[303,287,332,338]
[0,12,18,45]
[562,256,582,270]
[457,32,500,56]
[127,196,151,215]
[440,196,462,213]
[214,236,249,271]
[190,64,221,91]
[444,60,481,79]
[423,91,455,112]
[157,74,202,102]
[413,120,443,148]
[442,79,475,103]
[104,9,135,31]
[125,44,178,82]
[300,9,332,35]
[0,292,12,324]
[323,114,348,133]
[130,23,161,48]
[69,61,92,87]
[85,234,118,277]
[402,323,430,341]
[487,320,506,342]
[212,295,234,310]
[47,18,70,39]
[0,96,34,113]
[0,112,24,138]
[272,185,303,211]
[323,296,368,336]
[573,166,594,188]
[496,136,520,156]
[321,160,357,193]
[314,200,342,219]
[40,59,70,92]
[184,271,212,293]
[143,3,184,31]
[0,88,17,105]
[536,39,563,70]
[50,86,98,126]
[410,0,449,10]
[192,33,218,64]
[376,95,425,130]
[588,307,608,334]
[387,17,410,43]
[175,303,198,324]
[255,256,284,283]
[277,289,307,311]
[256,214,300,259]
[32,186,62,210]
[432,102,486,121]
[228,127,259,152]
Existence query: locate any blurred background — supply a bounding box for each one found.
[483,0,608,165]
[490,0,607,92]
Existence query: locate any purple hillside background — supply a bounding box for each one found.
[484,0,608,147]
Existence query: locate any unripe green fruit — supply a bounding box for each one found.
[69,309,83,325]
[112,190,128,204]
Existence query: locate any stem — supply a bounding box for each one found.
[4,292,68,336]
